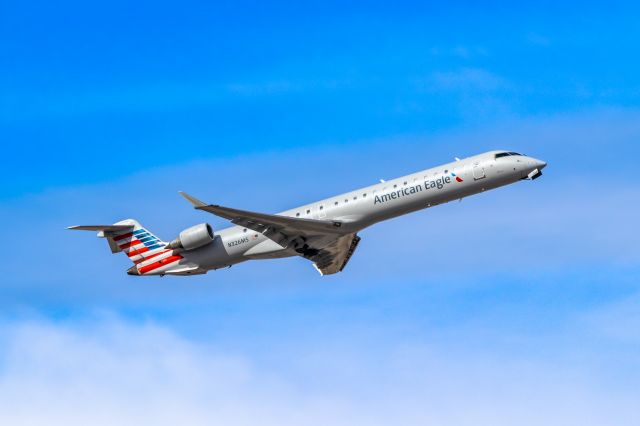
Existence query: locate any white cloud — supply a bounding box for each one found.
[0,316,638,426]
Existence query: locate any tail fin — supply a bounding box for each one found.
[69,219,191,275]
[106,219,169,264]
[69,219,169,264]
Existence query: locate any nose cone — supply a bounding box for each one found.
[531,157,547,170]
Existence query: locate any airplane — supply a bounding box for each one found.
[69,150,546,277]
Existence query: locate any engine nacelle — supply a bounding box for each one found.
[166,223,214,251]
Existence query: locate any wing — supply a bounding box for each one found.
[179,192,344,244]
[179,192,361,275]
[309,232,361,275]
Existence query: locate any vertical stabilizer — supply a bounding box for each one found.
[68,220,184,275]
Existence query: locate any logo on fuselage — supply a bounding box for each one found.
[374,172,463,205]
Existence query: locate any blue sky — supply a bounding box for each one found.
[1,2,640,424]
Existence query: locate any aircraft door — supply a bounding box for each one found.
[472,163,486,180]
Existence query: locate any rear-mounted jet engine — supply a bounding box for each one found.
[166,223,214,250]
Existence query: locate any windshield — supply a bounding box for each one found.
[495,152,524,159]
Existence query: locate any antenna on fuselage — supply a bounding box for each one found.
[455,157,461,161]
[380,179,386,183]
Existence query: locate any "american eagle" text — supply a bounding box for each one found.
[373,176,453,205]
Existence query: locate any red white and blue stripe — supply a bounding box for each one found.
[112,226,183,275]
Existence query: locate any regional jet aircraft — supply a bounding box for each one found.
[69,151,546,276]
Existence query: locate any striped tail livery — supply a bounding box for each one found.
[68,219,186,276]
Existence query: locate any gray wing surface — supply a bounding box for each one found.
[308,232,361,275]
[179,192,361,275]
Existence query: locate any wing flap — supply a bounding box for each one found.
[309,233,361,276]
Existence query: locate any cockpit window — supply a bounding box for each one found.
[495,152,524,159]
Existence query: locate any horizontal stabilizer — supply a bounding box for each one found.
[67,225,134,232]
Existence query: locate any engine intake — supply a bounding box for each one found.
[166,223,214,251]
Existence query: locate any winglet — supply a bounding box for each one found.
[178,191,208,208]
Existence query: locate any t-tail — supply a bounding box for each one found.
[68,219,184,276]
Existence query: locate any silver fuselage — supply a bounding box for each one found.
[181,150,546,271]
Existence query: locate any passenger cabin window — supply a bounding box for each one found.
[353,196,357,200]
[319,205,324,210]
[363,193,367,197]
[334,201,338,205]
[306,209,310,214]
[296,213,300,217]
